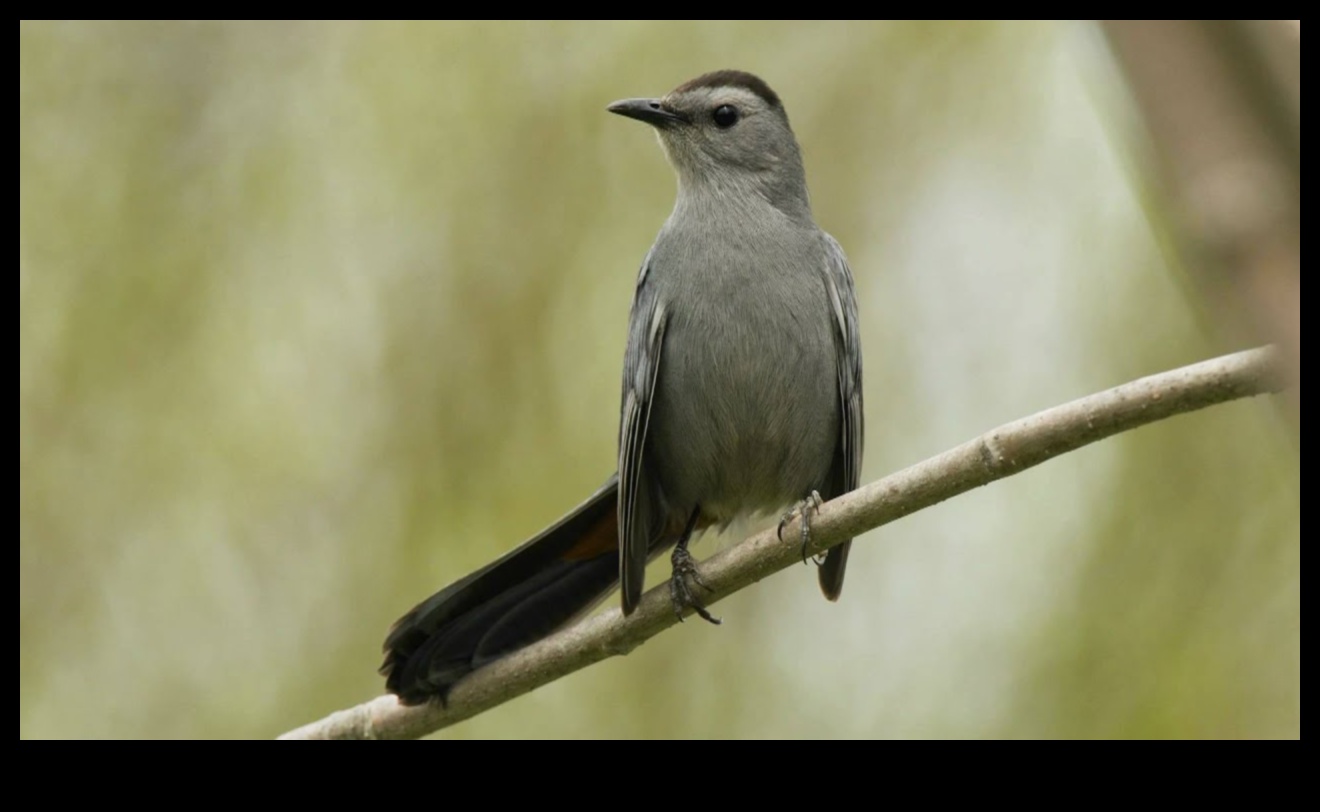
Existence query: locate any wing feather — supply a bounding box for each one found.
[818,234,864,601]
[618,257,668,614]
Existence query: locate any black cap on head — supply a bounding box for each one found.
[672,70,781,108]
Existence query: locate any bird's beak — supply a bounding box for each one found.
[607,98,690,128]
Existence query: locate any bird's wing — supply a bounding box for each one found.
[818,233,864,601]
[618,255,668,614]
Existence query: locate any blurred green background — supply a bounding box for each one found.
[19,21,1298,739]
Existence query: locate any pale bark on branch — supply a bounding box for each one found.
[280,347,1283,740]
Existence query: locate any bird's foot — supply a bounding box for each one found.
[778,490,825,565]
[670,544,721,625]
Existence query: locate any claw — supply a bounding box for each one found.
[670,544,721,625]
[780,491,824,564]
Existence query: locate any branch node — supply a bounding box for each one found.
[978,432,1011,473]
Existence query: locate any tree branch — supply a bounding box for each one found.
[1101,22,1300,421]
[280,347,1283,740]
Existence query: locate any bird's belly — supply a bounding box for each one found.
[645,303,839,521]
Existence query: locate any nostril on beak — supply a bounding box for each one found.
[607,98,688,126]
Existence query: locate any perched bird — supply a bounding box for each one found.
[382,70,863,705]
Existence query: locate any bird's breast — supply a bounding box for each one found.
[644,257,840,521]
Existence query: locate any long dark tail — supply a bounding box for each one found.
[381,475,620,705]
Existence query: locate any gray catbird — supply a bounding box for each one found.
[382,70,863,704]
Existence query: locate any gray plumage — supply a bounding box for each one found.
[610,70,864,614]
[380,71,863,702]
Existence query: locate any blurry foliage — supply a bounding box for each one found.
[19,21,1297,738]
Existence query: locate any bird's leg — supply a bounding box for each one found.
[670,506,721,625]
[777,490,825,565]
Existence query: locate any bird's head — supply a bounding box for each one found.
[608,70,809,216]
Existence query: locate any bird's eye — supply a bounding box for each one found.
[712,105,739,128]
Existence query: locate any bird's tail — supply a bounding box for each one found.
[381,475,621,705]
